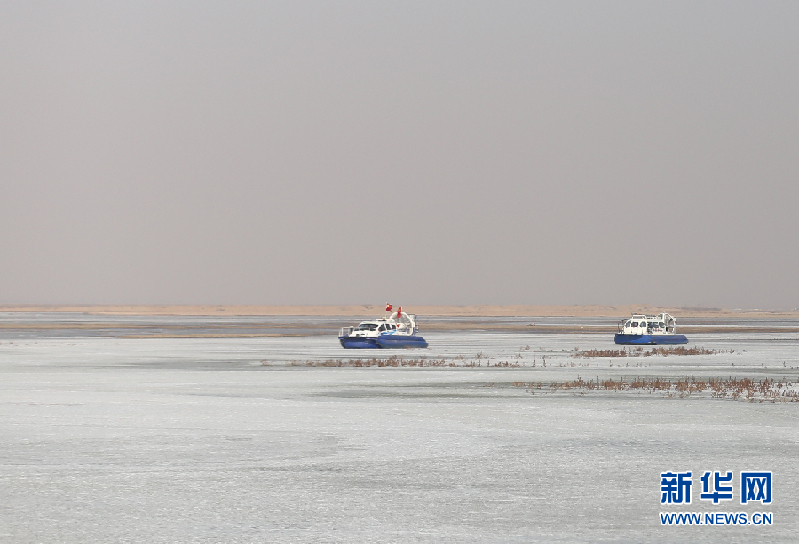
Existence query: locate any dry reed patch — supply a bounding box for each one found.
[494,377,799,402]
[573,346,726,358]
[290,355,447,367]
[289,354,526,368]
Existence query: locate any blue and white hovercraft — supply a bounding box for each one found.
[339,305,428,349]
[614,313,688,345]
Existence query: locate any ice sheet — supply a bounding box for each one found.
[1,318,797,542]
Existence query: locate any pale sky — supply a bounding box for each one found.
[2,1,797,308]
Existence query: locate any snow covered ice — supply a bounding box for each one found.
[1,315,798,542]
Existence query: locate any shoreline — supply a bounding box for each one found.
[1,304,798,319]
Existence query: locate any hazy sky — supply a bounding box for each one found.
[2,1,797,308]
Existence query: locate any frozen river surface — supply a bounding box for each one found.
[1,316,798,542]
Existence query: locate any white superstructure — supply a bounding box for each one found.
[618,313,678,335]
[339,310,422,342]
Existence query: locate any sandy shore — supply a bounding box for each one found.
[1,304,797,319]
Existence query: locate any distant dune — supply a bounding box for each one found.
[1,304,797,319]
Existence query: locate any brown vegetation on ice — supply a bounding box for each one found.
[573,346,726,358]
[503,377,799,402]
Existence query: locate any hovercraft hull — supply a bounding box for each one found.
[614,334,688,345]
[339,335,428,349]
[339,337,380,349]
[376,335,428,349]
